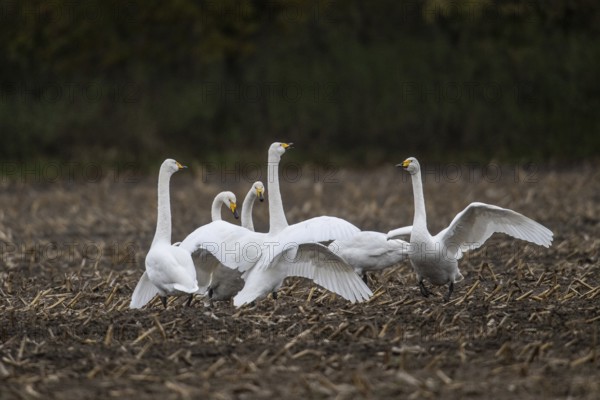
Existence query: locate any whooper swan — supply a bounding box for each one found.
[207,184,263,301]
[388,157,553,302]
[180,143,372,307]
[130,159,199,309]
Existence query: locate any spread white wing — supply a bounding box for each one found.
[280,243,373,303]
[435,202,553,258]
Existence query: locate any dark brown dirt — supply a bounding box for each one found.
[1,162,599,399]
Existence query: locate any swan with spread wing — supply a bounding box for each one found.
[388,157,553,301]
[180,142,372,307]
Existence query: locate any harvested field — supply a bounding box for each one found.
[1,162,599,399]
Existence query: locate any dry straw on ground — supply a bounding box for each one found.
[0,163,599,399]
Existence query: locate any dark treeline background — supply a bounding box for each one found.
[0,0,599,167]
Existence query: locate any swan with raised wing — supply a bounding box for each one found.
[388,157,553,301]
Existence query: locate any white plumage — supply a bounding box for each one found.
[180,142,372,307]
[130,159,199,309]
[389,157,553,301]
[206,184,262,301]
[328,231,411,279]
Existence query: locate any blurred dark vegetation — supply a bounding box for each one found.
[0,0,599,167]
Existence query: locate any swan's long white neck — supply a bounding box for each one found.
[152,165,174,246]
[211,193,225,221]
[241,189,256,231]
[410,170,428,232]
[268,152,288,233]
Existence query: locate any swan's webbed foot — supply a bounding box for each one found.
[186,294,194,307]
[160,296,168,309]
[444,281,454,303]
[272,291,278,300]
[418,280,431,298]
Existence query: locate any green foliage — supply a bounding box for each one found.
[0,0,598,166]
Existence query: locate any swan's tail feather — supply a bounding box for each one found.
[130,271,159,309]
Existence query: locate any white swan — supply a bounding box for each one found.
[266,142,290,233]
[187,190,242,301]
[211,191,239,221]
[388,157,553,301]
[206,185,263,301]
[180,142,372,307]
[241,181,264,231]
[328,231,411,282]
[130,159,199,309]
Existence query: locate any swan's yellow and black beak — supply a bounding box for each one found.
[176,161,187,170]
[281,142,293,150]
[230,202,239,219]
[397,159,411,170]
[257,188,264,202]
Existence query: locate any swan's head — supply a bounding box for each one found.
[162,159,187,174]
[398,157,420,175]
[253,181,265,202]
[221,191,239,219]
[269,142,293,159]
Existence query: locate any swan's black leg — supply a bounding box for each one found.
[208,287,214,299]
[362,273,368,284]
[272,291,278,300]
[418,280,431,298]
[444,281,454,303]
[160,296,168,309]
[186,294,194,307]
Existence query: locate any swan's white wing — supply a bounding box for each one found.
[435,202,553,258]
[179,221,263,272]
[255,216,361,271]
[130,271,159,309]
[329,231,410,273]
[280,216,361,244]
[278,243,373,303]
[171,246,200,291]
[386,226,413,240]
[145,246,199,295]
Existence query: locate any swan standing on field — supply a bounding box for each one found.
[207,183,264,301]
[388,157,553,302]
[328,231,411,283]
[130,159,199,309]
[180,142,372,307]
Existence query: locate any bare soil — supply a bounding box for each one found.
[1,162,599,399]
